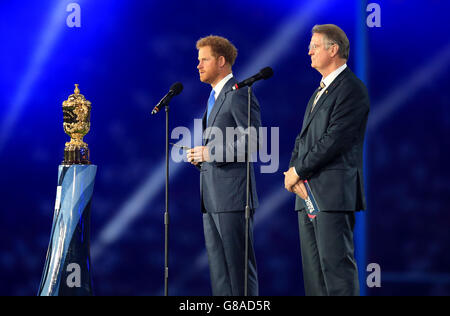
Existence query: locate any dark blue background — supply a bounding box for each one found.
[1,0,449,296]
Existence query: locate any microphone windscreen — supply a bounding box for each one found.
[170,82,184,95]
[259,67,274,79]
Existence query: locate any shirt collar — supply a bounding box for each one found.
[212,73,233,100]
[321,63,347,88]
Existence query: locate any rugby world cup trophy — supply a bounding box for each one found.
[38,84,97,296]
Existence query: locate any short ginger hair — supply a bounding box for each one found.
[196,35,238,66]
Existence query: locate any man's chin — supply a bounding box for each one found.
[200,77,211,84]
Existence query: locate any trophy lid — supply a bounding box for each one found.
[63,84,91,107]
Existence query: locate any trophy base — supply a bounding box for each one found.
[38,165,97,296]
[63,147,90,165]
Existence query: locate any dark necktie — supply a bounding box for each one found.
[311,81,326,112]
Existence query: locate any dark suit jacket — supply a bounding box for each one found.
[289,67,369,212]
[200,77,261,213]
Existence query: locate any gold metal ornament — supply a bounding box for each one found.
[62,84,92,164]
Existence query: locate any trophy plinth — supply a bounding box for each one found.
[62,84,92,165]
[38,164,97,296]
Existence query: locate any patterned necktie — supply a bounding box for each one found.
[311,81,326,111]
[206,89,216,123]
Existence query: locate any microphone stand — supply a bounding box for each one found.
[151,83,182,296]
[164,104,170,296]
[235,70,273,296]
[244,85,252,297]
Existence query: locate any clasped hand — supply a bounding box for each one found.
[283,167,308,200]
[187,146,210,165]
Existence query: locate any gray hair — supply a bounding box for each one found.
[312,24,350,60]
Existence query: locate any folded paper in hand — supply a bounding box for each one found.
[303,180,320,221]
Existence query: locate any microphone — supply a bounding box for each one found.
[232,67,273,90]
[151,82,184,115]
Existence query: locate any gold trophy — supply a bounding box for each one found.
[62,84,92,165]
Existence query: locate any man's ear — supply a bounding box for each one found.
[218,56,226,68]
[330,44,339,58]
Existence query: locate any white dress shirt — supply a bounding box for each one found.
[212,73,234,100]
[314,63,347,103]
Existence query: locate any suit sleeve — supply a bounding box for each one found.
[289,133,301,168]
[294,82,369,179]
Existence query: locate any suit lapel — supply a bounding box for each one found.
[301,88,319,132]
[204,77,237,144]
[300,67,351,138]
[202,110,207,144]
